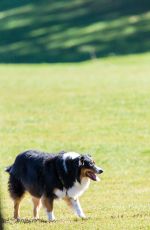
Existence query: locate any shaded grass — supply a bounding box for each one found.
[0,53,150,229]
[0,0,150,62]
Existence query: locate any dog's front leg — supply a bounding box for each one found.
[66,197,86,219]
[41,196,55,221]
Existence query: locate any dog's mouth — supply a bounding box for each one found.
[86,171,100,181]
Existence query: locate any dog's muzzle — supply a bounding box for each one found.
[94,166,103,174]
[86,166,103,181]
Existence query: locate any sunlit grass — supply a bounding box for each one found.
[0,53,150,229]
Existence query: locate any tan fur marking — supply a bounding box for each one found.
[42,196,53,212]
[13,198,22,219]
[32,197,41,218]
[64,197,73,208]
[80,168,95,180]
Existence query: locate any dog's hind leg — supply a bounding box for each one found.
[13,198,22,220]
[8,175,25,220]
[32,197,41,219]
[41,196,55,221]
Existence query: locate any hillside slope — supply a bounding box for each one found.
[0,0,150,63]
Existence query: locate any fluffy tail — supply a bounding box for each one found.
[5,165,12,173]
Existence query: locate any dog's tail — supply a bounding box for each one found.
[5,165,12,173]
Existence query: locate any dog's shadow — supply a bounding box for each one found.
[3,217,91,224]
[3,218,55,224]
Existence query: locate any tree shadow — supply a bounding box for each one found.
[0,0,150,63]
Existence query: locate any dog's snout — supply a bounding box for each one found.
[94,166,103,174]
[99,169,103,174]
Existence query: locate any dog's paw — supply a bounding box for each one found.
[33,217,39,221]
[48,218,56,222]
[79,214,87,220]
[14,217,20,222]
[48,220,56,222]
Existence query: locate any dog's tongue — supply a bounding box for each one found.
[87,172,100,181]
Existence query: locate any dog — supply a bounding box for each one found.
[6,150,103,221]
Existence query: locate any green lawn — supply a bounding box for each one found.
[0,53,150,229]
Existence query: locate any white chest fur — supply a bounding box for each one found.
[54,188,66,198]
[67,177,90,199]
[54,178,90,199]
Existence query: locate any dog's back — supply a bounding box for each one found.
[6,150,56,198]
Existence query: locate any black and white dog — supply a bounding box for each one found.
[6,150,103,221]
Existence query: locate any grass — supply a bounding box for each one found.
[0,53,150,229]
[0,0,150,62]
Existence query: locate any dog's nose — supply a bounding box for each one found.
[99,169,103,174]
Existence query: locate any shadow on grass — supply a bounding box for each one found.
[3,218,52,224]
[3,217,90,224]
[0,0,150,63]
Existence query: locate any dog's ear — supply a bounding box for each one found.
[79,155,84,166]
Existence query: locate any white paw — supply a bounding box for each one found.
[33,217,39,220]
[47,211,55,221]
[48,218,56,222]
[14,217,20,222]
[79,213,86,219]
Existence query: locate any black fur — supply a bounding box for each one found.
[8,174,25,199]
[6,150,82,200]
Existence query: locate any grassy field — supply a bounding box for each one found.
[0,53,150,229]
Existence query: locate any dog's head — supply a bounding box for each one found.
[78,154,103,181]
[59,152,103,183]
